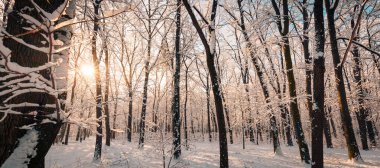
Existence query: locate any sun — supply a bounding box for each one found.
[80,64,94,77]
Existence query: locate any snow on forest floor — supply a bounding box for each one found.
[46,137,380,168]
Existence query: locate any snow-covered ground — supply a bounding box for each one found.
[46,137,380,168]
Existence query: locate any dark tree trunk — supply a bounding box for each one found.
[112,90,118,139]
[184,68,189,149]
[0,0,72,166]
[59,123,68,144]
[249,117,254,143]
[138,3,153,148]
[271,0,310,160]
[172,0,181,159]
[138,57,150,148]
[183,0,229,166]
[327,106,338,138]
[76,127,81,142]
[104,37,111,146]
[298,0,313,122]
[127,89,133,142]
[280,54,293,146]
[323,108,333,148]
[92,0,103,161]
[351,15,368,150]
[325,0,362,161]
[366,118,377,147]
[216,57,233,144]
[64,124,71,145]
[151,80,157,133]
[220,89,233,144]
[207,84,212,142]
[311,1,325,167]
[281,105,293,146]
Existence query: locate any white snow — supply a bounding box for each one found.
[41,118,57,124]
[2,129,39,168]
[45,136,380,168]
[315,52,324,59]
[30,0,68,22]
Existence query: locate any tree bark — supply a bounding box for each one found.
[350,15,368,150]
[104,35,111,146]
[311,1,325,166]
[92,0,103,161]
[0,0,73,166]
[183,0,229,166]
[172,0,181,159]
[325,0,362,161]
[138,0,152,148]
[323,108,333,148]
[300,0,313,121]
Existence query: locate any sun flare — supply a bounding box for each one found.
[80,64,94,77]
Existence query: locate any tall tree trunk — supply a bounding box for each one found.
[280,53,293,146]
[311,1,325,167]
[219,86,232,144]
[138,0,152,148]
[92,0,103,161]
[300,0,313,121]
[216,57,233,144]
[366,117,377,147]
[327,106,338,138]
[112,89,119,139]
[281,105,293,146]
[325,0,362,161]
[76,126,81,142]
[183,0,229,166]
[0,0,74,166]
[127,88,133,142]
[172,0,181,159]
[271,0,310,162]
[207,83,212,142]
[151,77,157,132]
[59,124,68,144]
[138,50,150,148]
[184,68,189,149]
[323,108,333,148]
[64,124,71,145]
[351,14,368,150]
[104,36,111,146]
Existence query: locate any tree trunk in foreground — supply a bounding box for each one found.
[172,0,182,159]
[311,1,325,167]
[0,0,74,167]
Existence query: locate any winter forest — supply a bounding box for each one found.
[0,0,379,167]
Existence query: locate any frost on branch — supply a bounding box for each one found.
[0,0,73,166]
[0,0,72,117]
